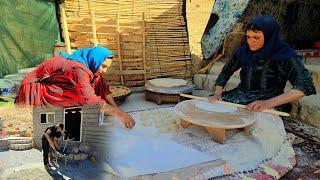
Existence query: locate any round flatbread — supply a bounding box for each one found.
[148,78,187,88]
[195,101,237,113]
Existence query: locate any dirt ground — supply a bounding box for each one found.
[0,98,33,138]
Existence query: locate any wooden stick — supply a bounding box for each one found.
[180,94,290,117]
[116,12,124,85]
[142,12,147,84]
[60,7,72,53]
[90,9,98,46]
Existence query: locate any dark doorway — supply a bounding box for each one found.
[64,107,82,141]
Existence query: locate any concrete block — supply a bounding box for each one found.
[194,74,216,91]
[299,95,320,128]
[0,139,9,151]
[192,90,214,97]
[208,62,240,78]
[194,74,240,92]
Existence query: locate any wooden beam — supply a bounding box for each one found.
[90,9,98,46]
[107,69,146,75]
[142,12,147,84]
[116,12,124,85]
[60,7,71,53]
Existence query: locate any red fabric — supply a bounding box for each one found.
[15,57,111,107]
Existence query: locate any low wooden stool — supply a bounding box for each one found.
[144,80,195,105]
[180,119,252,143]
[145,90,190,105]
[175,100,255,144]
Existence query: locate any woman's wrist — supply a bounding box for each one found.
[265,98,277,109]
[214,86,223,95]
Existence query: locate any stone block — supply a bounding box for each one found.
[194,74,240,92]
[299,95,320,128]
[208,62,240,78]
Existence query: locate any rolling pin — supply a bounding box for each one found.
[180,94,290,117]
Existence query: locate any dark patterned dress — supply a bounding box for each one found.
[215,56,316,111]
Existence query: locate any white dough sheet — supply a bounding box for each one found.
[195,101,237,113]
[104,120,217,177]
[104,107,293,178]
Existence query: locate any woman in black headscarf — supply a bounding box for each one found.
[209,15,316,112]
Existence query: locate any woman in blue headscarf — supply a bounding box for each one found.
[15,46,135,129]
[209,15,316,112]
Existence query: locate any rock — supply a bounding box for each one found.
[83,145,91,153]
[193,74,217,91]
[67,153,74,160]
[67,153,73,160]
[299,95,320,128]
[79,153,89,160]
[73,154,81,160]
[0,139,9,150]
[79,143,85,152]
[208,62,240,78]
[9,143,32,150]
[194,74,240,92]
[73,147,79,154]
[78,143,91,153]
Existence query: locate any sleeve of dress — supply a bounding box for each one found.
[284,57,316,96]
[215,56,241,87]
[91,75,111,101]
[72,68,106,105]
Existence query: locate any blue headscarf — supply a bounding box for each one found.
[60,46,114,73]
[235,15,297,64]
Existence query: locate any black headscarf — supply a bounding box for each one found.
[235,15,297,65]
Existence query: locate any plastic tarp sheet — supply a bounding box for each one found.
[0,0,59,78]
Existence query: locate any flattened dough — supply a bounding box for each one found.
[195,101,237,113]
[148,78,187,87]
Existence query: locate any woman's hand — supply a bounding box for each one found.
[208,86,223,102]
[102,102,135,129]
[208,94,222,102]
[119,113,135,129]
[246,100,273,111]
